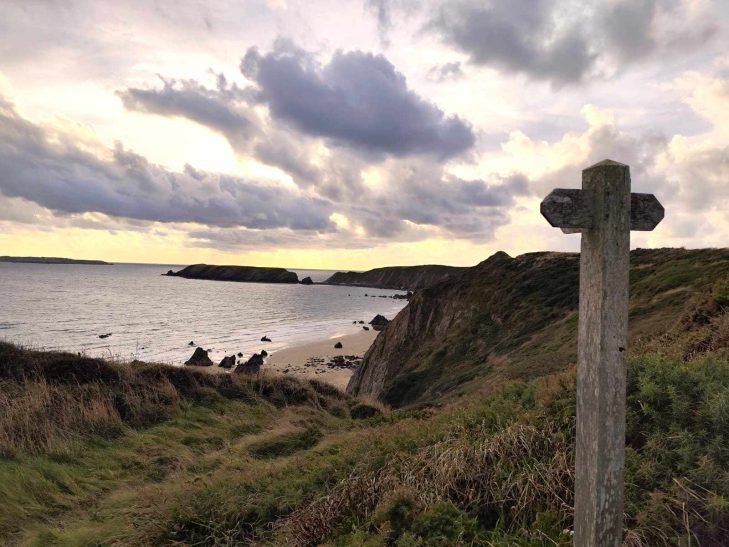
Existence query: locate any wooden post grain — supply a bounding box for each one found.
[575,160,630,546]
[540,159,664,546]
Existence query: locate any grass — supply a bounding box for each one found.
[275,354,729,546]
[357,248,729,408]
[0,342,355,545]
[4,349,726,545]
[1,248,728,545]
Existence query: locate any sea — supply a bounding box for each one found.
[0,262,407,365]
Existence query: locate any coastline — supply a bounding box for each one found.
[264,328,377,390]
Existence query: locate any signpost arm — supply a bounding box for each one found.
[574,160,631,546]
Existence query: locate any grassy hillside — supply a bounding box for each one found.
[0,343,364,545]
[2,247,728,545]
[324,264,466,291]
[349,248,729,407]
[2,344,728,545]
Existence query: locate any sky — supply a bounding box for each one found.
[0,0,727,269]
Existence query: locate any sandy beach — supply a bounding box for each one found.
[265,328,377,390]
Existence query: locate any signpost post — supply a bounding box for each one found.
[540,160,664,546]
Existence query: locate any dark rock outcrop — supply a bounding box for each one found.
[185,347,213,366]
[166,264,298,284]
[219,355,236,368]
[261,349,268,357]
[324,264,466,290]
[300,276,314,285]
[334,342,343,349]
[235,353,263,374]
[261,336,271,342]
[369,315,389,331]
[98,333,112,339]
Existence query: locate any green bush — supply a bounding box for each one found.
[350,401,384,420]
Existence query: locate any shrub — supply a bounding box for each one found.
[350,401,385,420]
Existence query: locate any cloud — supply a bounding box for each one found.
[600,0,658,62]
[346,160,529,240]
[0,96,334,232]
[427,61,464,82]
[503,99,729,248]
[0,93,526,251]
[118,75,256,149]
[365,0,393,47]
[429,0,718,85]
[241,44,475,159]
[598,0,718,63]
[431,0,594,85]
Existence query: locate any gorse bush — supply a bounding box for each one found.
[274,354,729,546]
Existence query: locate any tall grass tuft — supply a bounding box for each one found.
[0,342,348,457]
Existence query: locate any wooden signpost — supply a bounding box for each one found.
[540,160,664,546]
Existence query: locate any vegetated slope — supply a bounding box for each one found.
[348,248,729,407]
[0,342,359,545]
[19,350,729,546]
[166,263,298,283]
[3,301,729,544]
[324,264,466,290]
[276,353,729,546]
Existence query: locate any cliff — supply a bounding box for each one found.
[166,264,299,283]
[0,256,112,265]
[347,248,729,407]
[324,264,466,290]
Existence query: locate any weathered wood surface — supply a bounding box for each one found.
[540,184,664,232]
[630,193,664,230]
[574,160,630,546]
[540,189,593,230]
[540,159,664,546]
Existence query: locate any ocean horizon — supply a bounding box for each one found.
[0,262,406,366]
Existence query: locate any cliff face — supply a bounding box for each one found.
[167,264,298,284]
[347,248,729,407]
[324,265,466,290]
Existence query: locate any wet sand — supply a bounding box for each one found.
[265,329,377,390]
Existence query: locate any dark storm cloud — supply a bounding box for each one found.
[429,0,718,85]
[599,0,717,63]
[0,97,334,231]
[431,0,594,85]
[241,45,475,159]
[118,76,255,148]
[600,0,658,62]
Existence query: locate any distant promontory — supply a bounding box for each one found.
[166,264,299,284]
[324,264,466,291]
[0,256,112,265]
